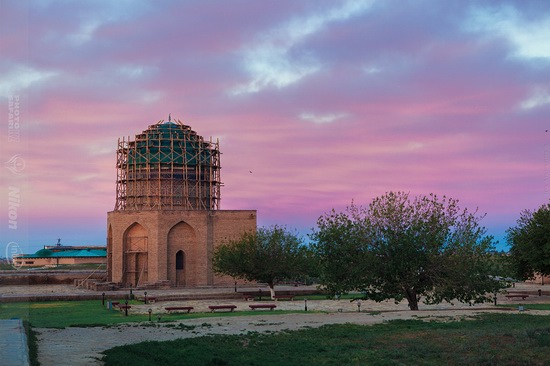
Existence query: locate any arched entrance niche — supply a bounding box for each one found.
[167,221,196,287]
[123,223,148,287]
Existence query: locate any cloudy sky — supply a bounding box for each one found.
[1,0,549,253]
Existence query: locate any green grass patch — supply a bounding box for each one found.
[293,293,359,301]
[1,300,146,328]
[102,313,550,365]
[498,303,550,311]
[22,321,39,366]
[0,300,310,328]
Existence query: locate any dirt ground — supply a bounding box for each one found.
[4,282,548,366]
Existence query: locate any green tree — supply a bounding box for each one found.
[213,225,309,298]
[312,192,506,310]
[507,203,550,280]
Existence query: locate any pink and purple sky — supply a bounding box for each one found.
[1,0,549,254]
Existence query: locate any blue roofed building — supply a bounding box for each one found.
[12,240,106,267]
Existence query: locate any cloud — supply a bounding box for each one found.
[68,20,101,45]
[466,4,550,61]
[520,88,550,110]
[363,65,382,74]
[230,0,374,95]
[116,65,156,79]
[299,112,349,124]
[0,65,57,97]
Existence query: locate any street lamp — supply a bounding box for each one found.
[148,309,152,321]
[144,291,148,304]
[124,300,129,317]
[304,298,308,312]
[102,292,105,306]
[357,300,361,313]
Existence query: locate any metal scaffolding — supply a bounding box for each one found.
[114,117,222,211]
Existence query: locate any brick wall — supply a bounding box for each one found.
[107,210,256,287]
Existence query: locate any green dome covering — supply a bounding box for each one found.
[34,249,53,257]
[127,120,212,166]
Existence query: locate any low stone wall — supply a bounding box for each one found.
[74,279,120,291]
[0,270,106,286]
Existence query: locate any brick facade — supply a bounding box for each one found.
[107,209,256,287]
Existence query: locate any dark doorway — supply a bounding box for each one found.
[176,250,184,270]
[176,250,185,286]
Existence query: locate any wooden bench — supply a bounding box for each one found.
[111,301,120,308]
[208,305,237,312]
[144,297,157,304]
[165,306,194,314]
[273,295,294,301]
[118,305,131,311]
[249,304,277,311]
[506,294,529,300]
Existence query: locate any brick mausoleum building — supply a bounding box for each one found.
[107,116,256,287]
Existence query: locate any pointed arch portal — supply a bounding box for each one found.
[168,221,196,287]
[123,223,148,287]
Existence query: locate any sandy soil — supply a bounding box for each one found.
[5,282,547,366]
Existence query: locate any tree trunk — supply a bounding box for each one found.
[405,288,419,310]
[268,283,276,299]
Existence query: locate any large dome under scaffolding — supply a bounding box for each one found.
[114,116,221,211]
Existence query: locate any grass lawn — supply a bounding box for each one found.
[102,313,550,366]
[0,300,308,328]
[499,303,550,311]
[0,300,147,328]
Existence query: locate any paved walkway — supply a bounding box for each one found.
[0,319,30,366]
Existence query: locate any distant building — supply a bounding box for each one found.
[107,116,256,287]
[13,240,106,267]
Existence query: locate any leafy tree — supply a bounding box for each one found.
[507,203,550,280]
[213,225,309,298]
[311,192,507,310]
[485,251,515,280]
